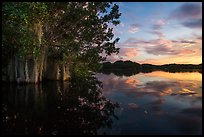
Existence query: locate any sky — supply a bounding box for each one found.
[106,2,202,65]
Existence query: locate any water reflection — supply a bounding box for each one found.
[100,68,201,77]
[2,75,119,135]
[96,71,202,135]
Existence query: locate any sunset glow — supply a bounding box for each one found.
[144,71,202,81]
[108,2,202,65]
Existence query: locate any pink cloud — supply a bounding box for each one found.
[106,47,140,62]
[156,19,165,26]
[128,24,141,33]
[107,34,202,64]
[152,19,166,30]
[141,54,202,65]
[119,48,140,58]
[179,49,196,55]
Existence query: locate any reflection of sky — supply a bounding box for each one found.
[96,71,202,135]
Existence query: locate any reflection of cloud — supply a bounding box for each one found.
[180,107,202,117]
[137,81,181,97]
[171,88,197,96]
[97,71,202,99]
[125,77,141,87]
[150,98,165,105]
[128,103,139,109]
[144,71,202,82]
[96,72,202,134]
[166,114,202,134]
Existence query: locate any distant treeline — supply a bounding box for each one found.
[99,60,202,76]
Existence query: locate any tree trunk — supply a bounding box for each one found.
[5,20,71,84]
[8,56,16,82]
[60,63,70,81]
[6,53,71,84]
[45,58,60,80]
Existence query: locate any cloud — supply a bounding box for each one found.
[149,30,165,38]
[156,19,165,26]
[169,3,202,29]
[114,34,202,64]
[117,36,201,57]
[145,44,178,55]
[172,39,197,47]
[119,22,125,27]
[149,19,165,38]
[170,3,202,20]
[179,49,196,55]
[141,38,198,56]
[152,19,165,30]
[118,38,179,56]
[182,19,202,29]
[128,24,141,33]
[141,54,202,65]
[113,29,123,35]
[172,40,196,44]
[118,47,140,58]
[106,47,140,62]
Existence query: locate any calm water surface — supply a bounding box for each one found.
[96,71,202,135]
[2,71,202,135]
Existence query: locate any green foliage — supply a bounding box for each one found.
[113,60,141,69]
[3,2,121,74]
[2,2,48,59]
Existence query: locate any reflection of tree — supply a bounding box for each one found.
[100,69,140,76]
[2,75,119,135]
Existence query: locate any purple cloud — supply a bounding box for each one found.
[117,36,200,56]
[152,25,162,30]
[152,19,165,30]
[170,3,202,20]
[145,44,179,55]
[128,23,142,33]
[149,19,165,38]
[182,19,202,29]
[149,30,165,38]
[172,40,196,44]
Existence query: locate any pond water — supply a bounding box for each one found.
[96,71,202,135]
[2,71,202,135]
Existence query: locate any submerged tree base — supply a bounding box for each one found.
[3,56,70,84]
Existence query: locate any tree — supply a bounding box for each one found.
[2,2,121,83]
